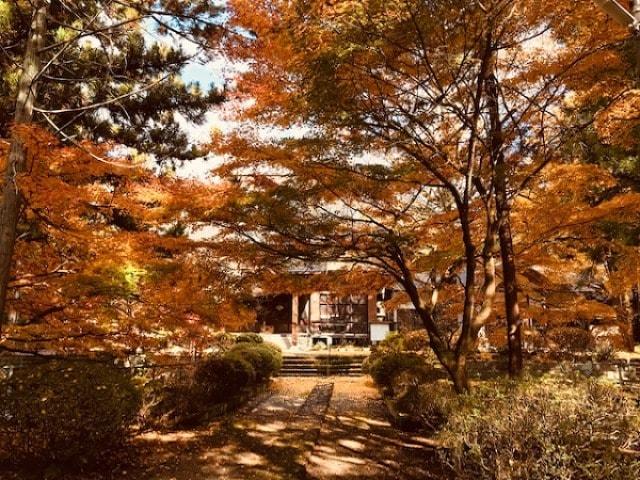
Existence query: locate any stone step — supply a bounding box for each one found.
[281,364,364,370]
[280,365,363,371]
[279,353,367,376]
[281,356,367,360]
[278,371,363,377]
[280,368,362,375]
[282,360,363,366]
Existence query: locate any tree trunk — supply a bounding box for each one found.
[486,72,524,376]
[632,285,640,345]
[621,288,639,350]
[497,217,523,374]
[451,355,470,393]
[403,271,471,393]
[0,3,48,327]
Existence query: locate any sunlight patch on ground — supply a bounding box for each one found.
[137,430,204,443]
[254,420,288,433]
[352,415,390,427]
[335,415,370,428]
[337,439,366,452]
[270,377,317,397]
[308,450,368,475]
[234,451,266,466]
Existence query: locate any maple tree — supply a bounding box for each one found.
[0,0,638,390]
[538,0,640,346]
[211,0,640,389]
[0,0,228,323]
[0,126,255,357]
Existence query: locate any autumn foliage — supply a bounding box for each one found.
[208,0,640,389]
[1,0,640,393]
[0,126,254,355]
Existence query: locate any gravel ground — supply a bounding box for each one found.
[9,377,439,480]
[306,377,440,480]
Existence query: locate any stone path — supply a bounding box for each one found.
[133,377,439,479]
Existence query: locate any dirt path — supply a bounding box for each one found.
[306,379,439,479]
[132,377,438,480]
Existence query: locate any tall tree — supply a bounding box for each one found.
[216,0,620,385]
[0,0,227,321]
[1,125,254,356]
[560,0,640,345]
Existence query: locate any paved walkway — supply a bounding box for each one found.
[133,377,439,479]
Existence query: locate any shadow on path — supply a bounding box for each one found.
[132,377,440,480]
[306,380,441,480]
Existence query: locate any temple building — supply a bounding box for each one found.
[252,290,402,348]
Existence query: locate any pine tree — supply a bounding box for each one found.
[0,0,227,321]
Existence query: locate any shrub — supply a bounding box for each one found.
[256,342,283,375]
[261,340,284,358]
[140,364,197,429]
[365,332,410,372]
[227,342,283,380]
[546,327,595,352]
[403,330,430,351]
[415,381,458,431]
[147,343,283,428]
[438,379,640,480]
[235,332,264,344]
[194,355,256,402]
[376,331,405,354]
[0,359,141,465]
[211,331,236,351]
[143,379,193,428]
[368,352,431,394]
[226,347,265,379]
[594,340,615,362]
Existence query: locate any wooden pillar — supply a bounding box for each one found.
[291,294,299,345]
[368,294,377,322]
[310,292,321,324]
[367,293,377,332]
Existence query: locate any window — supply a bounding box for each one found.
[315,293,368,334]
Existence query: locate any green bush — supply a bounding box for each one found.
[438,379,640,480]
[146,343,283,428]
[227,342,282,380]
[0,359,141,465]
[546,327,595,352]
[369,331,431,358]
[415,381,458,431]
[403,330,430,351]
[594,340,615,362]
[226,347,264,377]
[143,380,193,428]
[376,331,405,353]
[368,352,431,393]
[235,332,264,344]
[365,332,407,373]
[211,331,236,351]
[194,355,256,402]
[262,340,284,358]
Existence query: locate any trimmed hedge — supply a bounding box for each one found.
[235,333,264,344]
[194,355,257,402]
[368,352,431,394]
[370,330,431,356]
[227,342,283,380]
[0,359,141,465]
[146,341,282,427]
